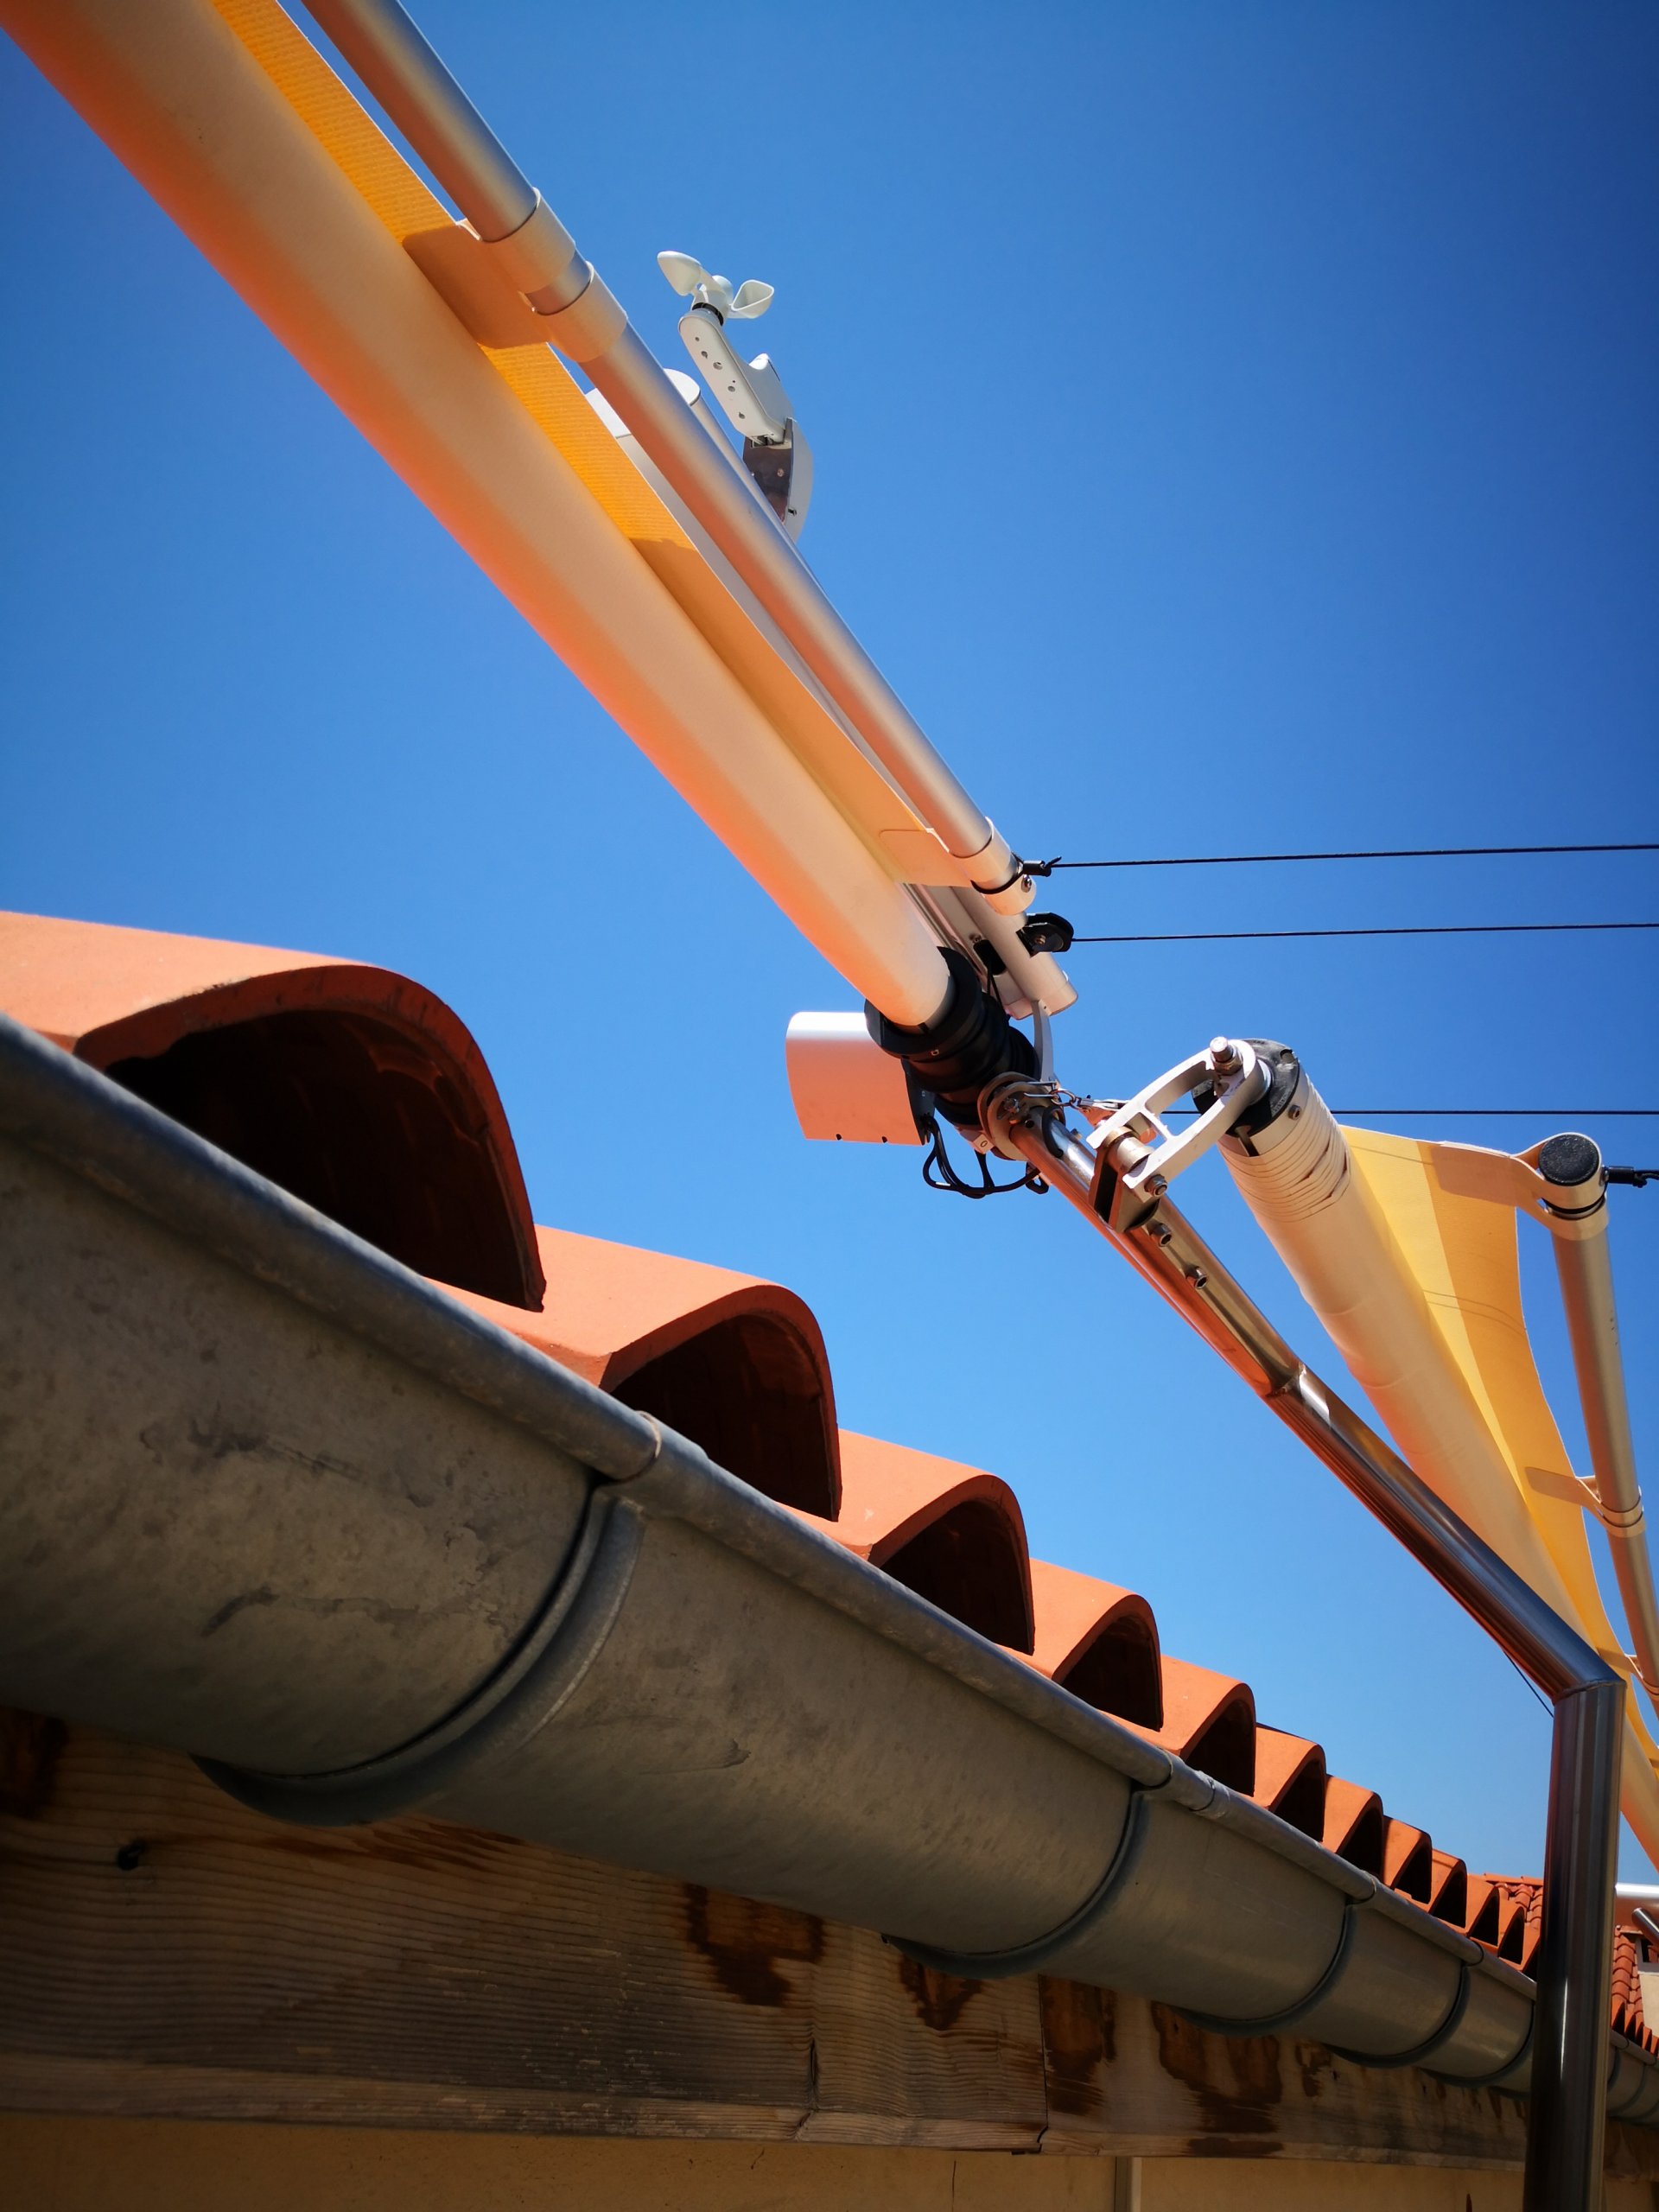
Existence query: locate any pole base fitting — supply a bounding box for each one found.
[866,949,1035,1132]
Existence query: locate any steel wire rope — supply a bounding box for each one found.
[1070,921,1657,944]
[1154,1109,1659,1120]
[1033,841,1659,872]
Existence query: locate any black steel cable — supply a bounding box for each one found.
[1039,841,1659,873]
[1161,1108,1659,1119]
[1072,920,1656,944]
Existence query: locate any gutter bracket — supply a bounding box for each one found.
[885,1789,1153,1983]
[201,1489,643,1827]
[1180,1897,1360,2039]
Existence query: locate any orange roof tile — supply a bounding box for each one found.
[456,1225,841,1517]
[1027,1557,1162,1728]
[1252,1725,1327,1840]
[817,1432,1035,1653]
[1122,1654,1256,1793]
[1427,1847,1468,1928]
[1383,1817,1434,1904]
[1322,1776,1387,1875]
[0,910,540,1306]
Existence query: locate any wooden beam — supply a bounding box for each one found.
[2,1715,1654,2175]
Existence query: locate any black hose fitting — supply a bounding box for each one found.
[865,950,1035,1133]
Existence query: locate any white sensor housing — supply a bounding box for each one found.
[786,1013,926,1145]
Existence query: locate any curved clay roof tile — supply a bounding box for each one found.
[0,910,541,1307]
[1427,1847,1468,1928]
[1251,1726,1327,1841]
[1382,1818,1434,1904]
[1462,1874,1502,1948]
[1027,1557,1162,1728]
[1322,1777,1386,1876]
[808,1432,1035,1655]
[1122,1656,1256,1794]
[454,1225,840,1518]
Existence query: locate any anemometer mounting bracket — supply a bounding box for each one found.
[1084,1038,1269,1233]
[658,253,814,538]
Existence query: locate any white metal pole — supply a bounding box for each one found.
[1535,1134,1659,1707]
[302,0,1035,910]
[982,1078,1619,2212]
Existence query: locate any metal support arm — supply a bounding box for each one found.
[983,1084,1622,2212]
[1535,1135,1659,1709]
[302,0,1027,903]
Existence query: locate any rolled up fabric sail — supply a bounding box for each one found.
[1222,1061,1659,1859]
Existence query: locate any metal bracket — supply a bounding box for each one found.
[677,305,814,538]
[1084,1037,1268,1233]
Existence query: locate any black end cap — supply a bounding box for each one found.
[1538,1131,1602,1188]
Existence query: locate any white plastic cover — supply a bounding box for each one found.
[786,1013,925,1145]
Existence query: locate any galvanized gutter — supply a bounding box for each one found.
[1,1011,1655,2128]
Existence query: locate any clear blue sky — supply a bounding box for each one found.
[3,1,1656,1878]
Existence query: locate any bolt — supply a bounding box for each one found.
[1209,1036,1242,1076]
[1145,1173,1168,1198]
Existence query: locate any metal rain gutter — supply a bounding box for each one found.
[3,1013,1655,2151]
[981,1078,1628,2211]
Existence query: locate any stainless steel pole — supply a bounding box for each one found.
[302,0,1025,896]
[983,1084,1622,2210]
[1536,1133,1659,1708]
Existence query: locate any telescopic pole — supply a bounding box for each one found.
[982,1084,1621,2211]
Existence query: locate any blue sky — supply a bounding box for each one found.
[3,0,1656,1877]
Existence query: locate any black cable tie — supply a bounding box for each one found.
[1606,1166,1657,1189]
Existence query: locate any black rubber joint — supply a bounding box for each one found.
[865,949,1034,1131]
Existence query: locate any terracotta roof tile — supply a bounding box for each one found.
[1322,1776,1387,1876]
[0,909,541,1306]
[1491,1889,1528,1964]
[1481,1876,1546,1977]
[1251,1726,1327,1841]
[1462,1873,1503,1948]
[1382,1817,1434,1904]
[1427,1847,1468,1928]
[812,1432,1035,1653]
[458,1226,840,1516]
[1027,1558,1162,1728]
[1604,1921,1658,2052]
[1122,1655,1256,1793]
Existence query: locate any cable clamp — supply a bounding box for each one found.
[532,270,628,364]
[480,194,582,299]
